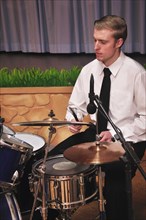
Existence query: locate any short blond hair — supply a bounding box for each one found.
[94,15,127,43]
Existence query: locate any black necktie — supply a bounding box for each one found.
[97,68,111,133]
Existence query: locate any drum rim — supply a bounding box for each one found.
[32,154,96,177]
[3,125,15,135]
[1,133,33,151]
[14,132,45,150]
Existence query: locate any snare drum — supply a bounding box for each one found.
[0,133,33,183]
[15,133,45,213]
[0,187,22,220]
[30,155,98,210]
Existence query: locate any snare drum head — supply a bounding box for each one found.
[3,125,14,135]
[14,133,45,152]
[33,155,90,176]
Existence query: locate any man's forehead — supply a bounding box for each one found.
[93,28,115,38]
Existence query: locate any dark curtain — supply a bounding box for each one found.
[0,0,146,53]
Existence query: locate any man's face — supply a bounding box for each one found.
[93,28,123,66]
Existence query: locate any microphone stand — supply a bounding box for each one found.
[93,94,146,220]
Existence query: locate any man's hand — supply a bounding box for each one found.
[68,119,82,133]
[99,130,113,142]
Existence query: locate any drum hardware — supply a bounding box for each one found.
[0,171,20,190]
[79,175,85,203]
[30,122,57,220]
[0,182,16,196]
[0,187,22,220]
[48,109,59,121]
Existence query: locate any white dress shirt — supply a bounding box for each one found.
[66,51,146,143]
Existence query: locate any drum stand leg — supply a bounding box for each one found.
[30,123,56,220]
[98,166,106,220]
[57,209,72,220]
[29,177,41,220]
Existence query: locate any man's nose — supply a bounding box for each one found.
[94,41,100,50]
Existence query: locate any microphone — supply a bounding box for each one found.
[87,74,96,114]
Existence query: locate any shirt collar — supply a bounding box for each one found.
[98,51,125,77]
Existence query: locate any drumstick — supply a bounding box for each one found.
[69,107,79,121]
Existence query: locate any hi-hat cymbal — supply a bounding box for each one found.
[12,120,92,127]
[64,141,125,165]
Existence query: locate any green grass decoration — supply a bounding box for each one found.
[0,66,81,87]
[0,64,145,87]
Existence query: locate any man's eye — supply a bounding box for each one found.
[100,41,107,44]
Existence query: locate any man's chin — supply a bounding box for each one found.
[96,56,103,62]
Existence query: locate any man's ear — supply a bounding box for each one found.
[116,38,124,48]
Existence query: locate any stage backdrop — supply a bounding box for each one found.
[0,0,146,54]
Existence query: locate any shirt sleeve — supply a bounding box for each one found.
[108,68,146,142]
[65,70,89,121]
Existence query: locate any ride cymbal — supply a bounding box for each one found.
[12,120,92,127]
[64,141,125,165]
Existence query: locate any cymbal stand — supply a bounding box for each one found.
[95,134,106,220]
[57,208,72,220]
[30,123,56,220]
[98,167,106,220]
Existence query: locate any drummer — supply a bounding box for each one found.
[49,15,146,220]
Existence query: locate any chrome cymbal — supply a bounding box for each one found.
[64,141,125,165]
[12,120,92,127]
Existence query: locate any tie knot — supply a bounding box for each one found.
[103,68,111,77]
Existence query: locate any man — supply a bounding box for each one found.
[49,15,146,220]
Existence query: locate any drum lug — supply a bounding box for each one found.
[54,180,59,201]
[19,154,26,165]
[79,175,85,202]
[11,170,19,183]
[29,174,34,193]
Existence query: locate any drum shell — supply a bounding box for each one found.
[15,133,46,174]
[0,134,33,183]
[31,155,98,210]
[0,147,22,182]
[15,133,45,213]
